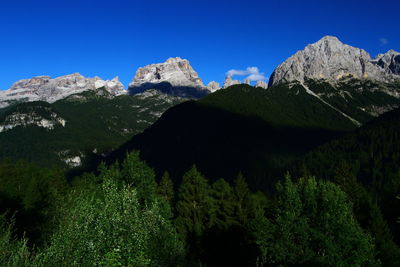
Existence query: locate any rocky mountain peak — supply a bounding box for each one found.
[314,35,341,45]
[223,76,241,88]
[269,35,400,86]
[165,57,185,63]
[128,57,209,98]
[372,49,400,75]
[207,81,220,92]
[255,80,268,89]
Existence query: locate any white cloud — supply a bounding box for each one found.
[226,66,267,81]
[379,38,388,46]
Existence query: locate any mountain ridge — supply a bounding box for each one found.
[0,88,184,168]
[269,36,400,86]
[0,73,126,108]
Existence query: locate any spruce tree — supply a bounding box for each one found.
[175,165,212,237]
[209,178,236,229]
[334,161,400,266]
[158,171,174,204]
[234,172,251,225]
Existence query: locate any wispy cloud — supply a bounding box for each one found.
[379,38,388,46]
[226,67,267,82]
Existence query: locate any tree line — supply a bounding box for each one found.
[1,151,397,266]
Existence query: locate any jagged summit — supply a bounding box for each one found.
[269,35,400,86]
[128,57,209,98]
[223,76,241,88]
[372,49,400,75]
[255,80,268,89]
[207,81,220,92]
[165,57,186,63]
[0,73,126,108]
[315,35,341,44]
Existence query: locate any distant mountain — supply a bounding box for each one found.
[206,81,220,92]
[222,76,241,88]
[0,88,184,168]
[269,36,400,86]
[0,73,125,108]
[267,36,400,125]
[128,57,210,98]
[372,49,400,75]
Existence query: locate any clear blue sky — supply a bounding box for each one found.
[1,0,399,89]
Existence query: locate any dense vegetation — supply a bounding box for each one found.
[292,107,400,265]
[202,83,357,130]
[1,83,400,266]
[0,152,387,266]
[305,78,400,123]
[105,84,355,192]
[0,89,183,168]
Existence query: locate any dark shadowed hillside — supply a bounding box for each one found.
[105,84,357,190]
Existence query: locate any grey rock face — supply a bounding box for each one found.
[255,80,268,89]
[207,81,220,92]
[223,76,241,88]
[372,50,400,75]
[0,73,125,107]
[129,57,209,98]
[0,107,66,133]
[269,36,400,86]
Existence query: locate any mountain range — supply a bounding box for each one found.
[92,36,400,191]
[2,35,400,266]
[0,35,399,172]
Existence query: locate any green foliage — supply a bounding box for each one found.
[121,151,157,204]
[0,160,67,245]
[0,90,184,168]
[304,78,400,124]
[36,159,184,266]
[202,84,357,130]
[334,161,400,266]
[234,173,252,225]
[158,171,174,204]
[0,215,32,267]
[209,178,236,229]
[174,168,267,265]
[119,84,348,194]
[296,107,400,263]
[254,176,377,266]
[2,80,400,266]
[176,165,212,237]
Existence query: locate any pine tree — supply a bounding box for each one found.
[334,161,400,266]
[334,161,364,211]
[175,165,212,237]
[209,178,236,229]
[234,172,251,225]
[158,171,174,204]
